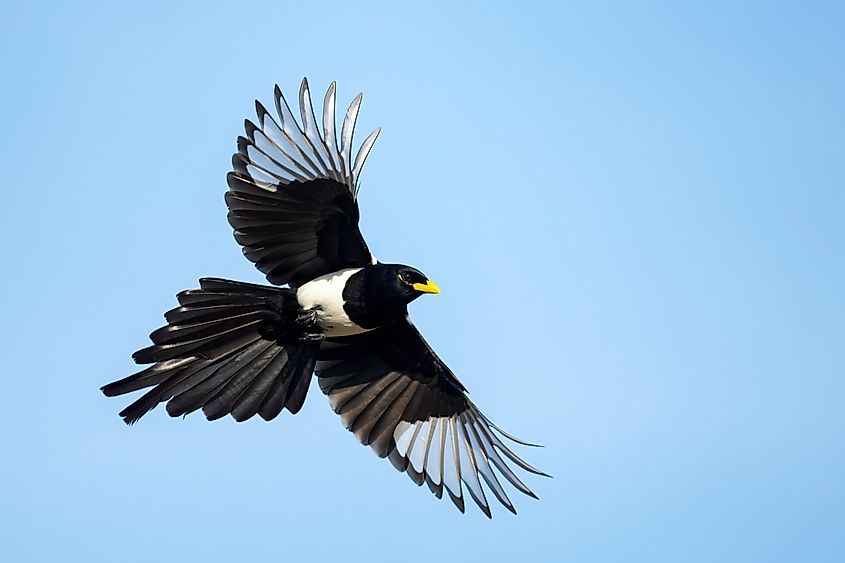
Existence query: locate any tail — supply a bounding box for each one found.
[102,278,319,425]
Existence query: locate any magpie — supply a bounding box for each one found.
[102,79,547,517]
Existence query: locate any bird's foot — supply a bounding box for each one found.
[296,308,319,328]
[296,309,323,342]
[300,332,325,343]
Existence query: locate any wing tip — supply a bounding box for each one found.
[447,489,466,514]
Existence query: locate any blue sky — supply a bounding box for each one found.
[2,1,843,561]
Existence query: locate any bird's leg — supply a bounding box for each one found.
[296,308,319,327]
[296,308,324,343]
[300,332,325,343]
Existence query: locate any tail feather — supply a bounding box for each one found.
[101,357,195,397]
[164,302,264,324]
[279,342,319,414]
[150,310,270,345]
[202,341,280,421]
[132,320,265,364]
[164,341,270,418]
[197,277,285,296]
[119,362,216,424]
[230,348,290,422]
[102,278,318,425]
[257,342,318,420]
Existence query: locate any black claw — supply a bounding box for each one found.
[295,309,319,328]
[300,332,325,343]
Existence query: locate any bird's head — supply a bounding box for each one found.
[379,264,440,304]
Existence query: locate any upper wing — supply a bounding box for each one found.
[316,318,548,517]
[226,79,380,286]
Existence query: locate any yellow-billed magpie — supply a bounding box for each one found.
[102,79,547,517]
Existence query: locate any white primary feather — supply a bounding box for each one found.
[245,79,379,195]
[387,406,549,516]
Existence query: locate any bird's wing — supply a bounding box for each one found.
[227,79,380,286]
[316,317,548,517]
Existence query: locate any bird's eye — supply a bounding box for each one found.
[399,272,411,283]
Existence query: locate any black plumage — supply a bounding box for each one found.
[226,173,371,286]
[102,79,546,517]
[102,278,317,424]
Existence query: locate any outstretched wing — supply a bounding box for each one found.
[316,318,548,517]
[227,79,380,286]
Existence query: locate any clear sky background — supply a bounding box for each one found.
[1,1,843,561]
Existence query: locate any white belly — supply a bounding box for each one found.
[296,268,373,337]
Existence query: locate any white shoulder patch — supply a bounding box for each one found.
[296,268,372,337]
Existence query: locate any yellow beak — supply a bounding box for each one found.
[412,280,441,294]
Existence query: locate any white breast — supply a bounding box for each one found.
[296,268,372,337]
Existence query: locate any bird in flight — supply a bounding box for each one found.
[102,79,547,517]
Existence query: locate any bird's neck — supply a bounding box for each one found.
[342,267,413,329]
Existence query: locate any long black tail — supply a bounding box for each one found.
[102,278,319,425]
